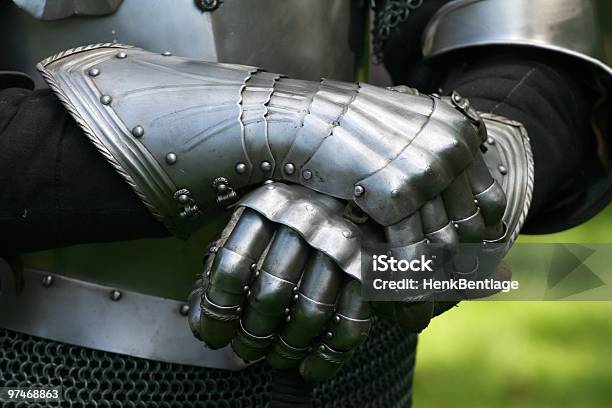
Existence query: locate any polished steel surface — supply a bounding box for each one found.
[238,183,363,280]
[479,113,534,244]
[2,0,356,88]
[0,258,248,369]
[13,0,123,20]
[422,0,612,82]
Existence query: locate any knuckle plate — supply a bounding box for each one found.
[200,292,241,323]
[453,207,486,243]
[269,336,310,363]
[232,321,276,362]
[474,180,507,227]
[238,182,363,280]
[248,270,297,316]
[209,247,254,296]
[326,314,371,350]
[287,293,336,335]
[425,221,459,245]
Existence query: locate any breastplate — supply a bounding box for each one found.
[0,0,358,87]
[0,0,362,368]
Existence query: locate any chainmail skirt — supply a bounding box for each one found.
[0,320,416,407]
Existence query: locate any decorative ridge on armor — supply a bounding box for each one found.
[39,43,134,68]
[480,113,534,244]
[37,43,172,230]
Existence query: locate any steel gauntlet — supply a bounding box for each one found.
[38,43,500,240]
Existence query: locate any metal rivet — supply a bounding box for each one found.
[334,315,341,324]
[425,238,431,244]
[250,263,257,272]
[165,152,177,164]
[319,345,326,352]
[196,0,220,11]
[284,163,295,175]
[292,287,299,293]
[235,163,247,174]
[162,51,172,56]
[325,332,333,339]
[474,199,479,205]
[209,246,218,254]
[236,307,241,314]
[264,179,274,185]
[110,290,122,301]
[453,222,459,230]
[243,285,250,293]
[260,161,272,172]
[498,165,508,175]
[246,290,251,297]
[206,270,211,277]
[354,185,365,197]
[216,183,228,194]
[88,67,100,77]
[293,294,299,301]
[391,189,399,198]
[302,169,312,180]
[178,194,190,204]
[255,270,260,278]
[131,125,144,138]
[42,275,54,287]
[286,316,291,323]
[116,51,127,59]
[452,92,463,103]
[100,95,112,105]
[342,230,353,238]
[487,137,495,145]
[285,308,290,315]
[179,304,190,316]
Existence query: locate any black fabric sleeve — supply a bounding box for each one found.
[438,49,600,233]
[0,84,169,255]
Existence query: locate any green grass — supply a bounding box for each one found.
[413,205,612,407]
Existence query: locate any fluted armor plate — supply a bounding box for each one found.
[38,44,490,236]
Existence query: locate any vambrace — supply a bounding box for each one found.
[38,43,486,237]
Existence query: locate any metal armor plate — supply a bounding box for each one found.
[1,0,357,87]
[422,0,612,86]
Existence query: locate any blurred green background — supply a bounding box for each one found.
[414,207,612,408]
[414,3,612,405]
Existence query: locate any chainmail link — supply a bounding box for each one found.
[371,0,424,63]
[0,320,416,407]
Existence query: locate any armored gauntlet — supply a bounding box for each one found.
[40,44,533,381]
[39,43,507,244]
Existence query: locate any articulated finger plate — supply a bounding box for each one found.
[299,281,371,382]
[267,252,342,369]
[238,182,364,280]
[235,227,310,361]
[199,209,273,349]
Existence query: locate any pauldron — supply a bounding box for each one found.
[422,0,612,87]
